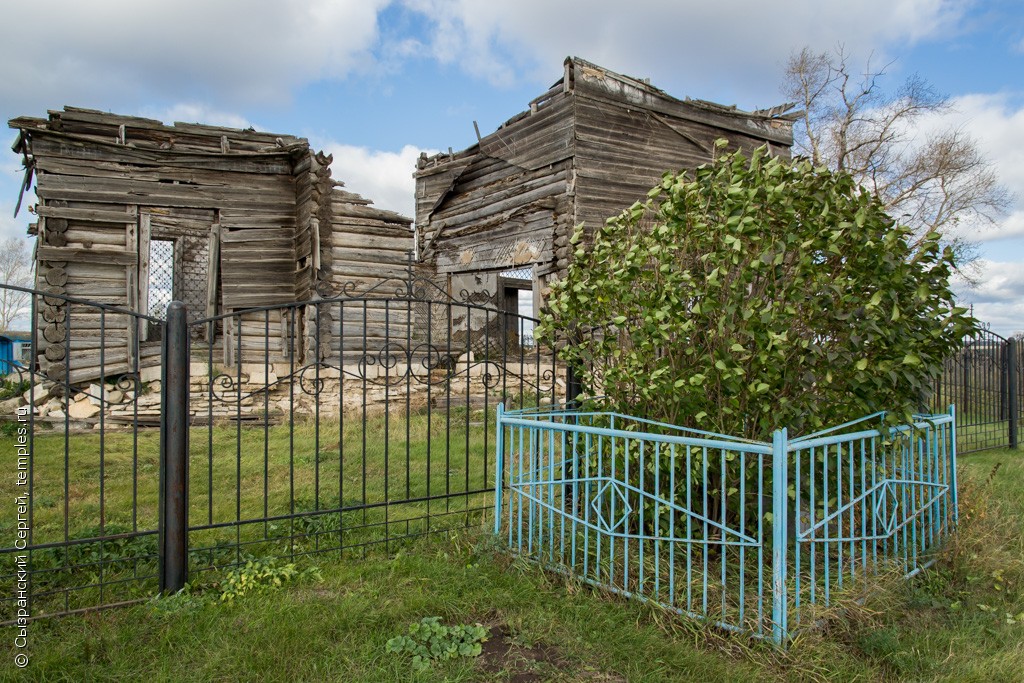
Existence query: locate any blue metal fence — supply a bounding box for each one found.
[495,404,957,645]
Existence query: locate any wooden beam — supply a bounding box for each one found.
[37,246,138,265]
[206,223,221,320]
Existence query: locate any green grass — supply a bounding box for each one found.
[2,409,493,543]
[2,448,1022,681]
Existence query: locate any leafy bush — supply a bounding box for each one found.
[538,143,973,439]
[218,558,321,602]
[0,377,29,401]
[386,617,489,672]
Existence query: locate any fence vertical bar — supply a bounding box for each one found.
[1009,337,1018,449]
[159,301,190,594]
[494,403,505,535]
[771,427,789,646]
[949,405,959,525]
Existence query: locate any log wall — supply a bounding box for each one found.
[318,189,415,363]
[10,107,414,381]
[414,57,796,300]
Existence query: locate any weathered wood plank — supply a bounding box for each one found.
[36,204,136,224]
[37,246,137,265]
[27,136,296,174]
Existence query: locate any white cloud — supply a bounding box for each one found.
[400,0,968,105]
[956,259,1024,337]
[970,210,1024,243]
[904,93,1024,245]
[0,0,390,114]
[139,104,253,131]
[319,143,436,219]
[0,200,29,243]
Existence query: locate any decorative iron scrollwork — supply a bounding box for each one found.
[298,363,331,396]
[208,372,249,404]
[71,372,143,407]
[316,274,494,307]
[457,289,495,306]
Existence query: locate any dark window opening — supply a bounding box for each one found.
[499,267,534,349]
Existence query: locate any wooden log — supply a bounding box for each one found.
[36,205,136,224]
[42,288,66,306]
[206,223,221,320]
[46,232,68,247]
[45,268,68,287]
[67,349,129,371]
[43,306,66,323]
[43,323,66,344]
[37,246,138,265]
[46,362,67,380]
[45,344,66,362]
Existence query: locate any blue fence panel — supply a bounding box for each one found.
[495,404,957,645]
[497,404,778,638]
[787,411,957,631]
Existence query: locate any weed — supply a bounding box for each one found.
[386,616,489,672]
[216,557,323,602]
[0,377,30,401]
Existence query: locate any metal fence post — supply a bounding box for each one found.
[1009,337,1019,449]
[159,301,190,593]
[949,405,959,525]
[565,362,582,407]
[771,427,789,646]
[494,403,505,535]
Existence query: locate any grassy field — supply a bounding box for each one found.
[1,409,494,541]
[1,447,1021,681]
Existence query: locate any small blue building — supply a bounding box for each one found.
[0,332,30,376]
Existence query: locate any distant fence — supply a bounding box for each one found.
[495,405,957,646]
[928,328,1020,454]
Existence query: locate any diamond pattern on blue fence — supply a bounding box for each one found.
[590,479,633,534]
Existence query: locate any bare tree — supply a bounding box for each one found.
[783,47,1011,266]
[0,236,34,332]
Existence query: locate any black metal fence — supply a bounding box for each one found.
[1,285,162,622]
[0,280,558,623]
[927,327,1020,454]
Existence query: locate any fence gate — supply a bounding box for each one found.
[496,407,777,637]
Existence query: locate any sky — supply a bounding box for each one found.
[1,0,1022,335]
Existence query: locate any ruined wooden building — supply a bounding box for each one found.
[9,107,413,383]
[10,59,797,387]
[414,57,798,314]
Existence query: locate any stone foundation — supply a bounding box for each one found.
[2,357,565,432]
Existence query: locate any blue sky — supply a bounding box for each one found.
[2,0,1022,334]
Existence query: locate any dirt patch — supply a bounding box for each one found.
[477,624,625,682]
